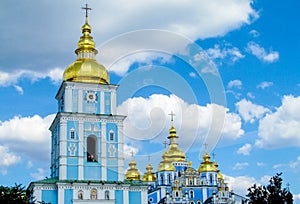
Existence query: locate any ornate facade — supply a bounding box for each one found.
[28,9,148,204]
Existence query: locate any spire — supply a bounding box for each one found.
[157,113,186,172]
[63,4,110,84]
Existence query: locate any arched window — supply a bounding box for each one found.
[87,135,97,162]
[175,191,179,197]
[90,188,97,200]
[78,190,83,200]
[160,174,164,185]
[209,174,213,184]
[168,174,171,184]
[190,190,194,198]
[197,200,201,204]
[70,128,75,140]
[109,131,114,141]
[105,190,110,200]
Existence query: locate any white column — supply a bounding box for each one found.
[78,121,84,180]
[118,123,124,181]
[58,185,64,204]
[33,187,41,203]
[78,89,83,113]
[100,91,104,114]
[111,89,117,115]
[101,122,107,180]
[65,86,73,112]
[203,187,207,202]
[123,189,129,204]
[141,190,148,204]
[59,121,67,180]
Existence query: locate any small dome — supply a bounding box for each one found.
[198,152,218,172]
[125,160,141,181]
[157,124,186,172]
[142,163,156,182]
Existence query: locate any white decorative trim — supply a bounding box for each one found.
[78,89,83,113]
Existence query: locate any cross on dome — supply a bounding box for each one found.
[82,4,92,18]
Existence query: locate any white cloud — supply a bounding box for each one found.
[1,0,258,84]
[224,175,257,196]
[294,193,300,203]
[0,68,64,87]
[257,95,300,148]
[289,155,300,169]
[237,143,252,155]
[0,114,55,162]
[256,162,265,167]
[224,174,272,196]
[236,99,270,123]
[233,162,249,170]
[206,44,245,65]
[228,80,242,89]
[117,94,244,152]
[0,145,21,167]
[13,85,24,95]
[247,42,279,63]
[247,92,255,99]
[249,29,260,37]
[257,81,274,89]
[30,168,47,180]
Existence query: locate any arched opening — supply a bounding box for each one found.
[105,190,110,200]
[90,188,97,200]
[87,135,97,162]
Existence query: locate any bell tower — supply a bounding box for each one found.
[49,5,125,181]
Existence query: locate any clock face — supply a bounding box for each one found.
[86,91,97,103]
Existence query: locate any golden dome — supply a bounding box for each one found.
[157,125,186,172]
[125,159,141,181]
[63,17,109,84]
[142,163,157,182]
[198,152,218,172]
[213,161,224,180]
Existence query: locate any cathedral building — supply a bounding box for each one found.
[28,6,248,204]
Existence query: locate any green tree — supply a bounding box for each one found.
[247,173,293,204]
[0,183,33,204]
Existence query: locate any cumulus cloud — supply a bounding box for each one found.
[0,145,21,169]
[236,99,270,123]
[0,68,64,87]
[228,80,242,89]
[1,0,258,84]
[224,175,257,196]
[0,114,55,162]
[247,42,279,63]
[257,81,274,89]
[117,94,244,152]
[237,143,252,155]
[257,95,300,148]
[249,29,260,37]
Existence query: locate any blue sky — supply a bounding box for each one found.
[0,0,300,202]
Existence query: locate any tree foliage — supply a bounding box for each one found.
[0,183,33,204]
[247,173,293,204]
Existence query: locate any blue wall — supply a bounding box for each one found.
[41,189,57,204]
[115,190,123,204]
[129,191,141,204]
[64,189,73,203]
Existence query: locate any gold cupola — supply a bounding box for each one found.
[157,122,187,172]
[63,15,109,84]
[198,152,218,172]
[213,161,224,181]
[125,158,141,181]
[142,163,156,182]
